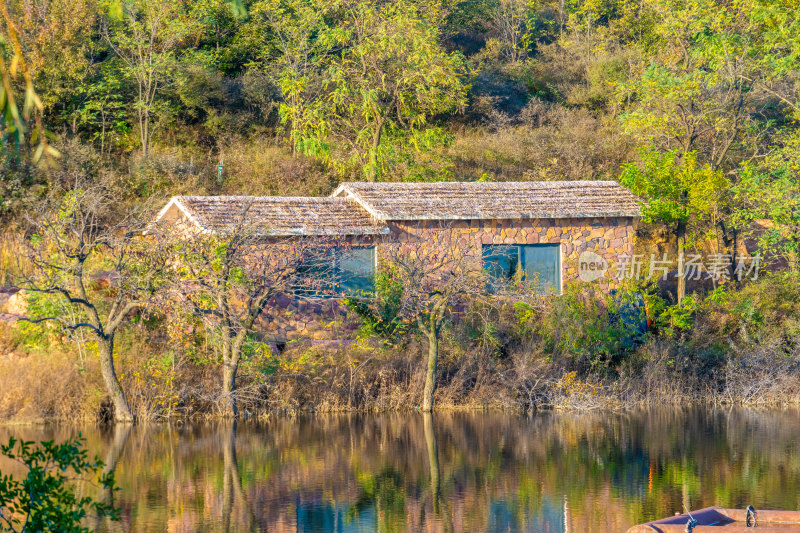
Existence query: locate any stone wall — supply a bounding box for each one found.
[387,217,636,292]
[258,216,636,343]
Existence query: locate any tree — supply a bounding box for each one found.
[102,0,194,158]
[621,150,728,303]
[617,0,785,172]
[348,225,484,412]
[74,69,128,155]
[221,422,258,532]
[14,186,170,422]
[3,0,98,134]
[286,0,468,181]
[250,0,328,154]
[168,211,338,417]
[732,131,800,273]
[492,0,535,63]
[0,435,120,532]
[0,2,59,164]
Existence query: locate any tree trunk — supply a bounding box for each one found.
[220,421,259,532]
[368,117,385,182]
[676,219,687,304]
[422,328,439,413]
[731,227,740,286]
[793,232,800,273]
[136,79,149,159]
[98,337,134,423]
[142,108,150,158]
[221,358,239,418]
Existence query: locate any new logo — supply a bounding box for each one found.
[578,250,608,282]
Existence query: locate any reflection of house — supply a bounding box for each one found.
[156,181,640,340]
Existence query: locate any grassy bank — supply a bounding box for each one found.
[1,273,798,423]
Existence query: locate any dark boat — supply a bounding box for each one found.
[627,506,800,532]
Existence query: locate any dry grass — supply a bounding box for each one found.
[216,137,335,197]
[0,230,29,287]
[0,329,101,422]
[1,274,799,422]
[449,105,634,182]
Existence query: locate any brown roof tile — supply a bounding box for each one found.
[158,196,388,236]
[332,181,642,220]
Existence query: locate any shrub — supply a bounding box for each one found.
[0,435,119,532]
[344,266,410,346]
[536,283,646,372]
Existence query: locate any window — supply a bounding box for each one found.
[338,247,376,294]
[295,246,376,298]
[482,243,561,294]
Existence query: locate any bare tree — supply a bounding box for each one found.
[166,210,344,418]
[493,0,531,63]
[352,224,486,412]
[14,186,170,422]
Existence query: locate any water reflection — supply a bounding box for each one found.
[2,408,800,532]
[92,423,131,533]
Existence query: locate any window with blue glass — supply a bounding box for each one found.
[482,243,561,294]
[295,246,375,298]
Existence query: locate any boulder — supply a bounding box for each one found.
[0,288,25,315]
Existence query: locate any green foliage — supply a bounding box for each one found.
[0,435,119,532]
[655,292,700,336]
[732,135,800,271]
[101,0,197,156]
[344,266,410,346]
[72,71,130,153]
[620,150,728,235]
[15,292,65,346]
[536,283,646,370]
[273,0,469,180]
[615,0,796,170]
[513,300,538,336]
[702,272,800,342]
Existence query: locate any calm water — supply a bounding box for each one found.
[2,408,800,532]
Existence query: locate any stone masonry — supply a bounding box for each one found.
[259,216,636,343]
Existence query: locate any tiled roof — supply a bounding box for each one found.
[332,181,642,220]
[156,196,389,236]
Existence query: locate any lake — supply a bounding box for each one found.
[1,408,799,532]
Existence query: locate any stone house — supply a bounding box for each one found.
[155,181,641,341]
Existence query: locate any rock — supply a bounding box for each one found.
[275,293,293,308]
[6,290,26,315]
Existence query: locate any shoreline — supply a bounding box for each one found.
[4,396,799,427]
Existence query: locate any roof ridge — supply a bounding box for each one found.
[178,195,349,201]
[337,180,624,186]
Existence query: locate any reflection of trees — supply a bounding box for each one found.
[242,408,800,532]
[424,413,441,515]
[94,423,131,533]
[222,421,258,533]
[424,412,452,533]
[6,408,800,532]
